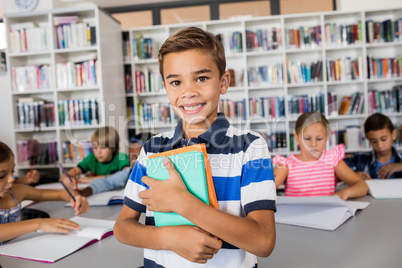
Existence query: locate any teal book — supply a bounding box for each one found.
[147,150,210,227]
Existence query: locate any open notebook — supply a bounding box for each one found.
[65,189,125,207]
[0,216,114,263]
[365,179,402,199]
[275,196,370,231]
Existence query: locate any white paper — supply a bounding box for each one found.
[365,179,402,199]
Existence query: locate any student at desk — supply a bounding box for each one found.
[61,126,130,188]
[346,113,402,179]
[114,27,276,267]
[0,142,89,245]
[273,112,368,200]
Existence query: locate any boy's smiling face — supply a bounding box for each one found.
[366,128,396,159]
[162,49,229,139]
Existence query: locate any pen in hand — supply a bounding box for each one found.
[60,181,76,203]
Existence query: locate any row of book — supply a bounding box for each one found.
[137,102,174,126]
[338,92,364,115]
[219,99,247,120]
[326,56,363,81]
[56,58,99,89]
[11,64,52,92]
[286,59,322,84]
[368,86,402,114]
[16,139,58,166]
[285,25,322,49]
[262,132,287,153]
[133,69,164,93]
[366,18,402,44]
[57,99,99,126]
[247,64,284,86]
[132,35,156,60]
[63,140,93,163]
[54,16,96,49]
[216,31,243,54]
[287,93,326,118]
[366,55,402,79]
[324,22,363,46]
[245,28,282,52]
[8,22,48,53]
[249,97,286,119]
[16,99,55,129]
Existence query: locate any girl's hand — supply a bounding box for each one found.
[139,157,190,213]
[70,195,89,215]
[163,225,222,264]
[60,174,75,189]
[36,218,81,233]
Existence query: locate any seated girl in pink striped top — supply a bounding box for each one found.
[273,112,368,200]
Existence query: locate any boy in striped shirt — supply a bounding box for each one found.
[114,27,277,268]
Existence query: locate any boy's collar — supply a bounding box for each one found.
[172,113,229,147]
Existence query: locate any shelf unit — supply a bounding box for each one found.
[124,8,402,155]
[5,5,125,178]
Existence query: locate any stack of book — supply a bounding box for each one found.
[245,27,282,52]
[285,25,322,48]
[56,57,98,88]
[368,87,402,114]
[11,64,52,92]
[8,22,48,53]
[216,31,243,54]
[286,59,322,84]
[132,35,155,60]
[247,63,284,86]
[63,140,93,164]
[249,96,285,119]
[338,92,364,115]
[17,139,58,166]
[366,55,402,79]
[287,93,325,118]
[324,22,363,46]
[219,99,247,120]
[54,16,96,49]
[326,56,363,81]
[366,18,402,44]
[57,98,99,126]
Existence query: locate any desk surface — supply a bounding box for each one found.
[0,196,401,267]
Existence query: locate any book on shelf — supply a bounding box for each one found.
[249,96,285,119]
[247,63,284,86]
[147,144,218,227]
[324,22,363,46]
[285,25,322,49]
[287,93,325,118]
[245,27,282,52]
[11,64,52,92]
[54,16,96,49]
[58,99,98,126]
[17,140,58,166]
[365,179,402,199]
[216,31,243,54]
[368,87,402,114]
[62,140,93,163]
[275,196,370,231]
[286,59,322,84]
[366,55,402,79]
[8,22,48,53]
[365,18,402,44]
[17,99,55,129]
[0,216,114,263]
[219,99,247,120]
[338,92,364,115]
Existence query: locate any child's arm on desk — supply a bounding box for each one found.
[114,206,222,264]
[139,158,276,258]
[377,163,402,179]
[334,160,369,200]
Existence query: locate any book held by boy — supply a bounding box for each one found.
[275,196,370,231]
[365,179,402,199]
[147,144,218,227]
[0,216,115,263]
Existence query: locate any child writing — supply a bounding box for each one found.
[0,142,89,245]
[114,27,277,267]
[61,126,130,187]
[346,113,402,179]
[14,169,40,185]
[273,111,368,200]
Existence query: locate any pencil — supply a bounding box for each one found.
[60,181,76,203]
[74,169,79,192]
[58,163,73,182]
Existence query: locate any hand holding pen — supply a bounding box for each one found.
[60,181,89,215]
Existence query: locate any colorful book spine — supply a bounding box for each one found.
[11,65,52,92]
[16,139,58,166]
[249,97,285,119]
[63,140,93,164]
[248,63,284,86]
[287,93,325,118]
[136,102,174,126]
[58,99,98,126]
[285,25,322,49]
[286,59,322,84]
[245,27,282,52]
[218,99,247,120]
[56,59,98,88]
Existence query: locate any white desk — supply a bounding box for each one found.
[0,196,401,267]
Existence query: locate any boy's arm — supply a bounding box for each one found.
[83,168,131,196]
[274,166,288,188]
[377,163,402,179]
[114,205,222,263]
[334,160,369,200]
[140,158,276,257]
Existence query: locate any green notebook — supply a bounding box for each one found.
[147,151,210,226]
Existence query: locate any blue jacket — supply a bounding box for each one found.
[345,147,402,178]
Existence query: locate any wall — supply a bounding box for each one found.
[337,0,402,11]
[0,74,14,147]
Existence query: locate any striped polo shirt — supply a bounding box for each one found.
[123,113,277,268]
[273,144,345,196]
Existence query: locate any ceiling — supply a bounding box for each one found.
[60,0,188,8]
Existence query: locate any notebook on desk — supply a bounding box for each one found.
[0,216,115,263]
[275,196,370,231]
[365,179,402,199]
[65,189,125,207]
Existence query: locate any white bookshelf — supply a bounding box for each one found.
[123,8,402,155]
[5,5,125,178]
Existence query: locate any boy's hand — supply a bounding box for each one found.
[78,176,99,183]
[36,218,81,233]
[356,171,371,180]
[164,226,222,264]
[140,157,191,213]
[26,169,40,184]
[377,163,402,179]
[70,195,89,215]
[60,174,74,189]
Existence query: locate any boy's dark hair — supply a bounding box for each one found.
[91,126,120,155]
[364,113,395,134]
[0,142,14,163]
[295,111,330,135]
[158,27,226,80]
